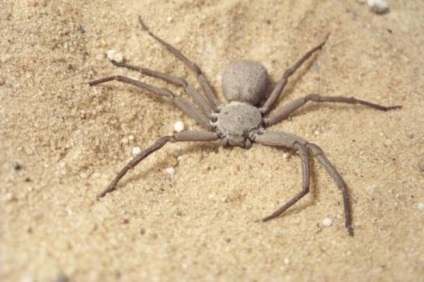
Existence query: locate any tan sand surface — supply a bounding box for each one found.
[1,0,423,281]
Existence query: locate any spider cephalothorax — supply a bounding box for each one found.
[89,17,401,236]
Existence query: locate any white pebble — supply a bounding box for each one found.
[384,139,392,146]
[128,135,135,141]
[166,16,173,23]
[106,49,124,63]
[132,146,142,156]
[173,121,185,132]
[417,202,424,210]
[164,167,175,175]
[367,0,389,14]
[322,217,333,227]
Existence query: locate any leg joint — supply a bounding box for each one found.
[305,142,324,156]
[305,94,321,102]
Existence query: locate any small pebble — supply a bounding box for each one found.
[367,0,390,14]
[164,167,175,175]
[417,202,424,210]
[132,146,142,156]
[106,49,124,63]
[322,217,333,227]
[384,139,392,146]
[5,192,15,202]
[173,121,185,132]
[14,162,22,171]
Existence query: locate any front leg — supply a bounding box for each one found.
[253,131,353,236]
[252,132,311,220]
[261,142,311,222]
[98,131,219,198]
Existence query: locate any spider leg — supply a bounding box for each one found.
[98,131,219,198]
[306,143,353,236]
[261,142,311,222]
[110,61,213,118]
[265,94,402,126]
[138,16,221,111]
[88,75,211,130]
[253,132,310,220]
[260,34,329,114]
[253,131,353,236]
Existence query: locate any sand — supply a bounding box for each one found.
[1,0,423,281]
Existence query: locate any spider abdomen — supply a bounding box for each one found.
[215,101,263,148]
[222,60,269,106]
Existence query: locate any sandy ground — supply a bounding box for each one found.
[1,0,423,281]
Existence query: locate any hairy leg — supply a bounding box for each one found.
[89,75,211,129]
[110,61,213,118]
[261,142,311,222]
[98,131,219,198]
[139,17,221,111]
[254,130,353,235]
[260,35,329,114]
[265,94,402,126]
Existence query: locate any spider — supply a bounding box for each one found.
[89,17,401,236]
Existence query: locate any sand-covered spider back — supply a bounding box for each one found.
[222,60,269,105]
